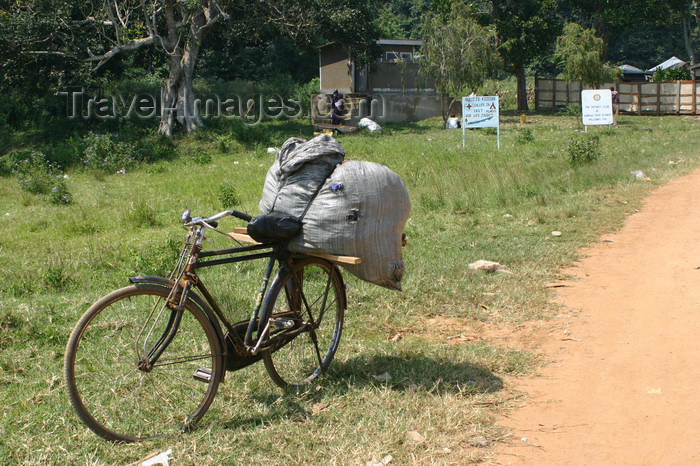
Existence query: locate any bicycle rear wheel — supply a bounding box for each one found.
[64,283,224,442]
[261,258,345,388]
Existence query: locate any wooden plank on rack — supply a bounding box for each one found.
[306,252,362,265]
[227,227,362,265]
[227,228,256,243]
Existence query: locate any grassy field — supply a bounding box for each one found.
[1,110,700,464]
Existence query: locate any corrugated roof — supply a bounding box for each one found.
[648,56,687,72]
[619,64,650,75]
[378,39,422,46]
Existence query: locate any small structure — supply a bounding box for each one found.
[618,64,651,82]
[319,39,434,94]
[648,56,688,73]
[315,39,451,125]
[691,63,700,79]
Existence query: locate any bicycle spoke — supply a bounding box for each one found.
[152,353,215,367]
[65,284,222,441]
[262,259,344,388]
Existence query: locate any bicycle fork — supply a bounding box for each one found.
[137,278,193,372]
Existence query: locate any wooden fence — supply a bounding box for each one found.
[535,75,700,115]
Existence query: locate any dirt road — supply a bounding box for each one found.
[493,168,700,465]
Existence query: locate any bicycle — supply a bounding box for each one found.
[64,208,356,442]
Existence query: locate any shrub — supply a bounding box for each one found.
[48,183,73,205]
[228,119,271,146]
[41,260,73,291]
[559,103,581,116]
[192,151,213,165]
[13,151,72,204]
[516,127,534,144]
[82,132,136,173]
[50,135,86,168]
[122,198,158,227]
[566,133,601,166]
[218,179,239,208]
[653,67,690,82]
[0,154,16,177]
[137,137,175,163]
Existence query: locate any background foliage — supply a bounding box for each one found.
[1,0,698,136]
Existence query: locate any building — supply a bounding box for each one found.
[316,40,448,124]
[647,56,688,73]
[618,64,651,82]
[319,39,435,94]
[692,63,700,79]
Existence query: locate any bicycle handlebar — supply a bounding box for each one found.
[182,209,253,228]
[229,210,253,222]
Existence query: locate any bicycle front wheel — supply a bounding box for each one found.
[262,258,345,388]
[64,283,224,442]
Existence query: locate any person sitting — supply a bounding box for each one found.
[330,90,345,125]
[447,114,461,129]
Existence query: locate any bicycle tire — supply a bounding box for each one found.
[261,257,345,388]
[64,283,224,442]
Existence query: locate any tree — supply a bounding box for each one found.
[72,0,380,137]
[420,4,500,127]
[554,22,608,88]
[374,0,434,39]
[646,0,700,67]
[485,0,561,112]
[560,0,637,58]
[0,1,89,126]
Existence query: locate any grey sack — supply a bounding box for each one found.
[259,135,410,290]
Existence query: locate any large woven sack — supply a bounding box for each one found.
[258,135,410,290]
[259,134,344,214]
[288,160,410,290]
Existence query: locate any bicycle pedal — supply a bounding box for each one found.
[193,367,212,383]
[270,318,294,329]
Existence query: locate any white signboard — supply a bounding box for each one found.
[462,96,500,149]
[581,89,613,126]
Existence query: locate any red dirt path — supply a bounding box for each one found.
[492,168,700,465]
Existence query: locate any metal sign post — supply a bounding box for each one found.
[462,96,500,150]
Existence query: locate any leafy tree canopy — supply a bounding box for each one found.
[554,22,611,88]
[420,4,500,125]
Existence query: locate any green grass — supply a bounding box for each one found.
[1,111,700,464]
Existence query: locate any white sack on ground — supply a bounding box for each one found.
[357,117,381,132]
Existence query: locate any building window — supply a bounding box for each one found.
[384,52,413,62]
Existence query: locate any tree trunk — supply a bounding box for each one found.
[442,96,457,129]
[158,9,207,137]
[158,42,204,137]
[683,16,696,68]
[515,64,529,112]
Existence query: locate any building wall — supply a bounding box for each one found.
[320,44,352,93]
[380,43,417,61]
[312,92,451,124]
[369,62,435,92]
[318,41,443,122]
[320,42,437,94]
